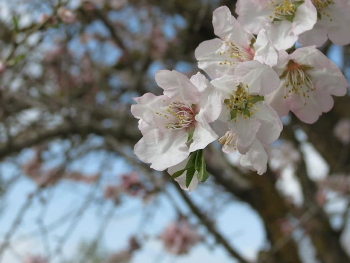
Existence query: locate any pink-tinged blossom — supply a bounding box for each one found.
[160,220,201,255]
[195,6,278,79]
[0,61,6,74]
[23,255,48,263]
[319,174,350,194]
[299,0,350,47]
[333,118,350,144]
[131,70,221,171]
[269,141,301,171]
[120,172,145,196]
[236,0,317,50]
[211,62,282,174]
[57,7,76,24]
[267,46,348,124]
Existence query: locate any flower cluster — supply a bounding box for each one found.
[132,2,348,191]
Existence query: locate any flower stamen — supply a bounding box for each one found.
[311,0,333,10]
[159,102,195,130]
[283,61,315,104]
[218,39,254,66]
[271,0,296,20]
[224,85,264,121]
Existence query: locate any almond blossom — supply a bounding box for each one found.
[195,6,278,79]
[266,46,348,123]
[131,70,221,171]
[160,219,201,255]
[211,62,282,174]
[299,0,350,47]
[333,118,350,144]
[236,0,317,50]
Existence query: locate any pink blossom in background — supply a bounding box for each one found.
[269,141,301,172]
[0,61,6,74]
[267,46,348,123]
[319,175,350,194]
[299,0,350,47]
[120,172,144,196]
[195,6,278,79]
[160,219,201,255]
[236,0,317,50]
[57,7,76,24]
[23,255,48,263]
[106,250,131,263]
[333,118,350,144]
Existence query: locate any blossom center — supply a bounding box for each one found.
[282,60,315,102]
[311,0,333,10]
[218,39,254,66]
[158,101,195,130]
[224,85,263,121]
[271,0,297,21]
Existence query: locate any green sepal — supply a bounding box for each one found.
[230,109,237,120]
[243,108,251,118]
[187,127,195,143]
[249,95,264,104]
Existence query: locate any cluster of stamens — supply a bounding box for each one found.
[156,101,195,130]
[311,0,333,10]
[311,0,333,21]
[283,60,315,104]
[218,130,238,152]
[271,0,296,20]
[224,85,262,121]
[218,39,254,66]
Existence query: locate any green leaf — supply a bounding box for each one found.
[197,168,209,182]
[171,168,187,179]
[170,151,197,179]
[195,149,210,182]
[194,149,203,171]
[185,167,196,188]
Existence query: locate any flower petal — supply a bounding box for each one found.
[134,129,189,171]
[189,119,218,152]
[253,29,278,67]
[236,0,273,34]
[265,20,298,50]
[235,61,280,96]
[292,0,317,35]
[240,139,268,175]
[155,70,200,103]
[254,102,282,144]
[213,6,253,46]
[195,38,237,79]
